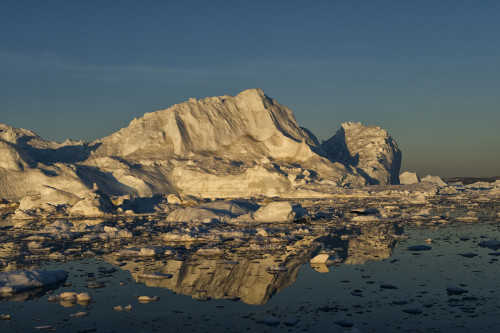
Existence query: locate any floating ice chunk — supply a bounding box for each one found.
[399,172,419,185]
[421,175,447,187]
[139,247,158,256]
[256,317,280,326]
[70,311,88,317]
[113,304,132,312]
[253,201,307,222]
[137,296,159,303]
[76,292,92,302]
[35,325,54,330]
[0,270,67,294]
[59,292,77,300]
[446,285,468,295]
[0,314,11,320]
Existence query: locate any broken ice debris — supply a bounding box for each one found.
[113,304,132,312]
[70,311,88,317]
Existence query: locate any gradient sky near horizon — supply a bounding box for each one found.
[1,0,499,177]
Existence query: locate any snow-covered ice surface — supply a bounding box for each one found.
[1,184,500,332]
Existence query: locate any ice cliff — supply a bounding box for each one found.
[0,89,402,212]
[321,122,402,185]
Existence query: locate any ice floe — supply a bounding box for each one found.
[0,270,67,294]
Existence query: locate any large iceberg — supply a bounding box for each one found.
[0,89,402,215]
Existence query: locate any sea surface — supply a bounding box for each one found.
[1,197,500,332]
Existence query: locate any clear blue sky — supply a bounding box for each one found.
[1,0,499,177]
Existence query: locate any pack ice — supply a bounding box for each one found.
[0,89,402,217]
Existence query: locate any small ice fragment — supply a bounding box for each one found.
[77,292,92,303]
[0,314,11,320]
[335,318,354,327]
[447,285,469,295]
[137,296,159,303]
[406,245,431,251]
[70,311,88,317]
[284,317,300,326]
[256,317,280,326]
[35,326,54,330]
[113,304,132,312]
[402,307,422,314]
[86,282,105,289]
